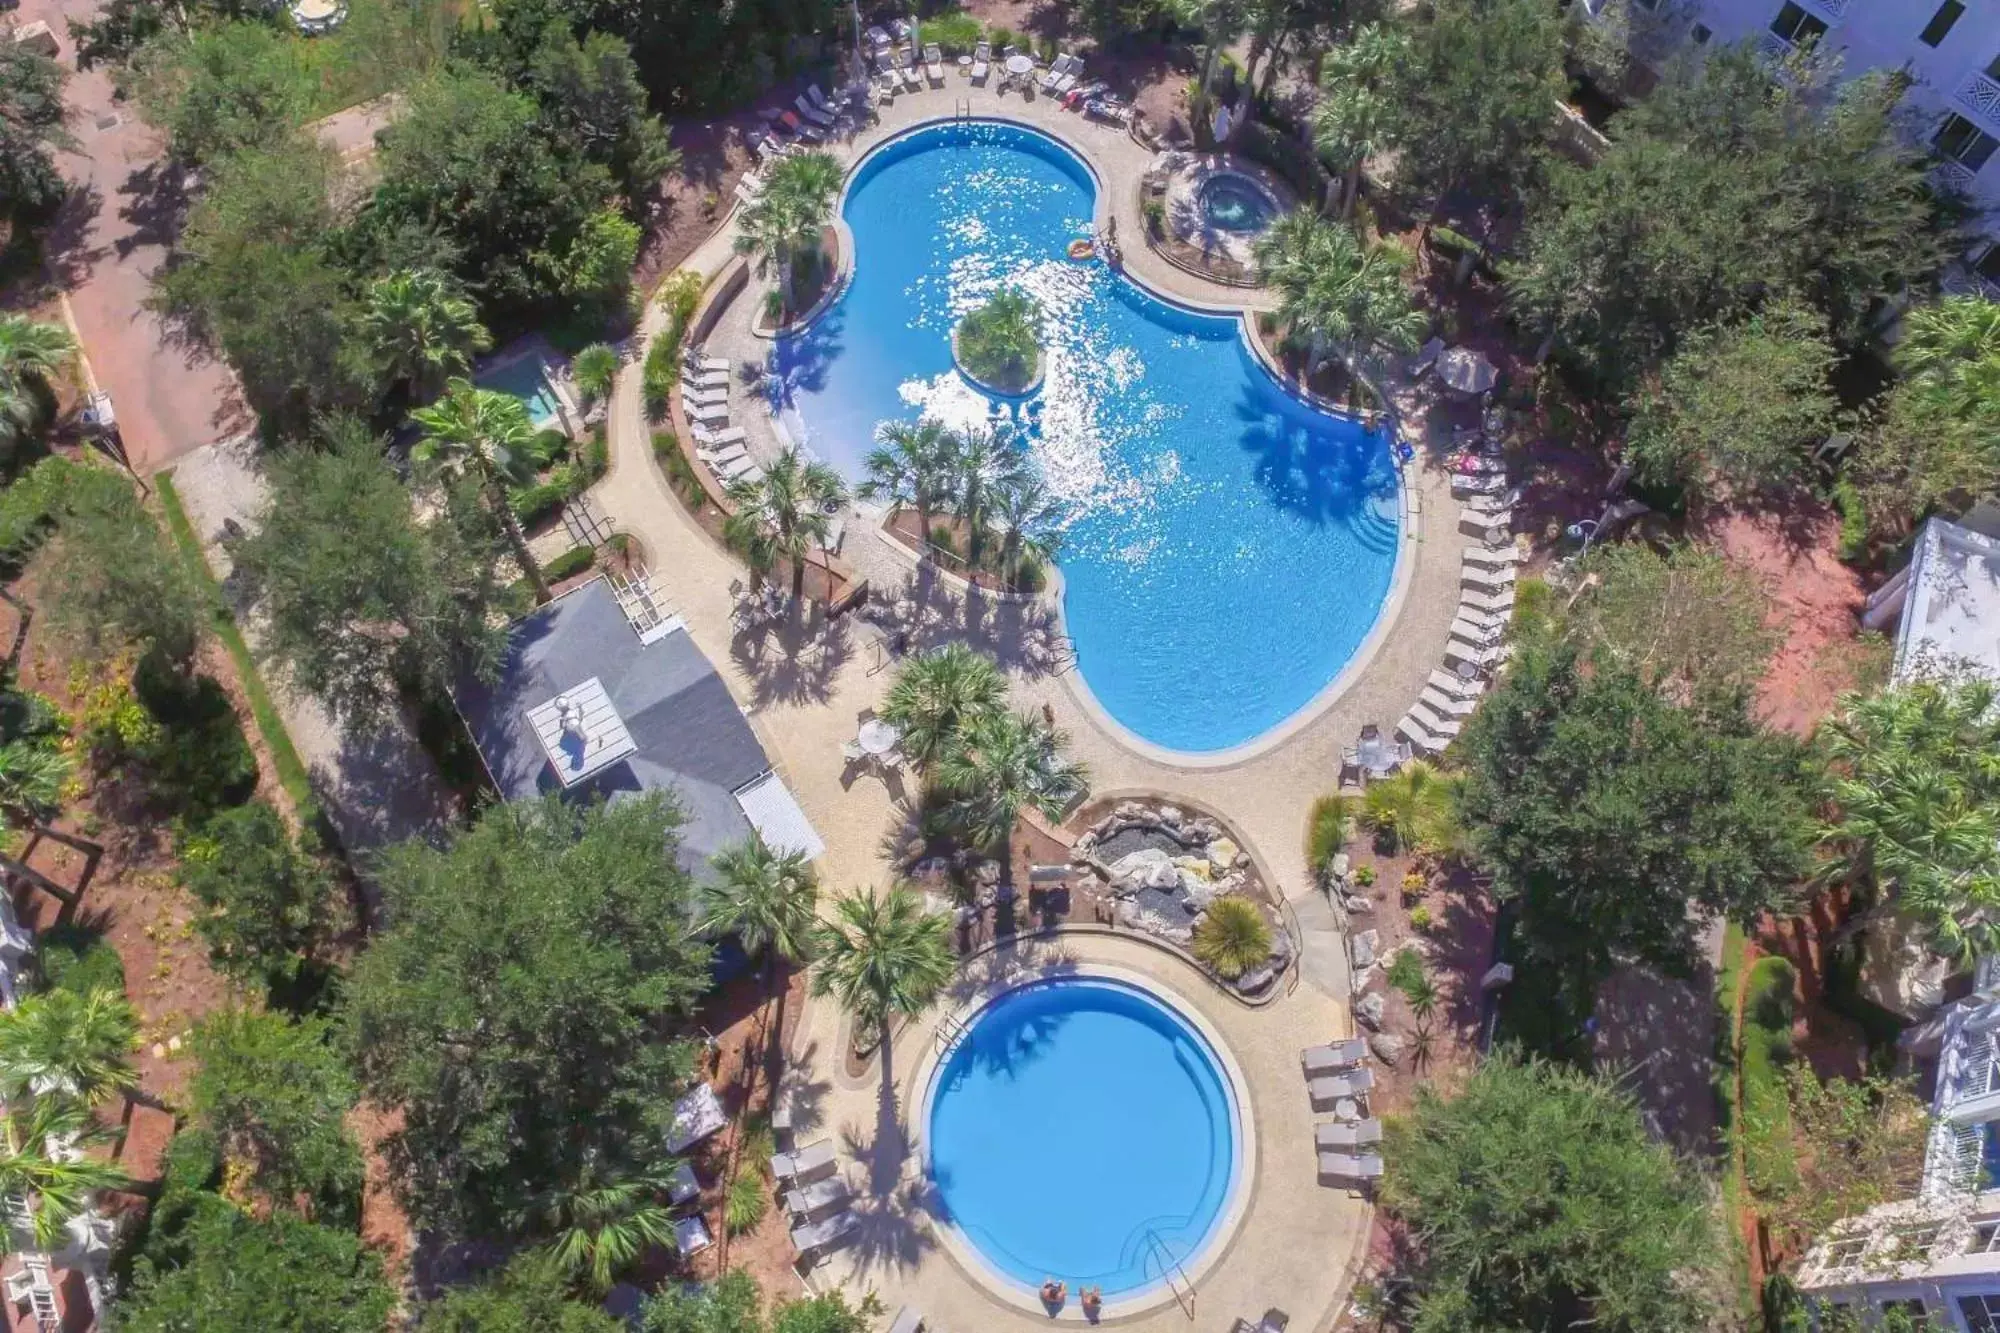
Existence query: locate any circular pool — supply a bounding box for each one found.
[1196,172,1280,235]
[769,121,1400,754]
[923,977,1241,1300]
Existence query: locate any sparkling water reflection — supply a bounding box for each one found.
[770,122,1399,752]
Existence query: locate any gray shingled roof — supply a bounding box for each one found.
[455,579,772,880]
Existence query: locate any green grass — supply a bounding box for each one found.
[155,472,315,818]
[1739,954,1798,1213]
[1711,921,1755,1320]
[297,0,457,117]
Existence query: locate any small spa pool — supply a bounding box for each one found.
[1196,172,1280,235]
[478,354,564,430]
[924,977,1241,1300]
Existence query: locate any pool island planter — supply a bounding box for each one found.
[908,963,1256,1323]
[949,322,1046,397]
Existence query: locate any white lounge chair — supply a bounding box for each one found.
[1459,509,1512,541]
[699,443,749,468]
[887,1309,925,1333]
[808,83,837,115]
[691,424,747,448]
[971,40,990,83]
[1446,639,1510,673]
[683,368,730,389]
[924,42,945,85]
[1040,53,1071,93]
[796,94,834,128]
[1315,1118,1383,1149]
[771,1138,837,1183]
[1452,473,1511,500]
[783,1174,853,1218]
[1396,711,1448,755]
[717,455,762,484]
[791,1208,860,1258]
[1462,543,1521,569]
[896,49,922,91]
[1317,1151,1385,1183]
[1429,668,1484,698]
[1461,563,1516,592]
[685,402,731,427]
[682,386,730,407]
[674,1214,714,1256]
[1461,586,1516,615]
[684,350,729,373]
[1409,699,1464,738]
[1465,487,1522,514]
[1308,1067,1375,1103]
[1419,686,1480,719]
[1301,1038,1368,1076]
[1053,57,1082,95]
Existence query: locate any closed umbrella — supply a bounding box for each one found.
[1437,347,1497,396]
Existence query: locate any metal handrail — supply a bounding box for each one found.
[1142,1228,1195,1319]
[935,1009,971,1053]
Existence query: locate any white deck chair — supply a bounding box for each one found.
[1428,668,1484,698]
[1054,58,1082,95]
[684,350,729,373]
[791,1208,860,1259]
[691,424,747,448]
[682,386,730,407]
[1419,686,1480,719]
[1301,1038,1367,1076]
[782,1174,853,1218]
[1462,543,1521,569]
[1318,1151,1385,1183]
[1039,54,1069,93]
[1459,509,1512,541]
[685,400,731,426]
[1461,586,1516,615]
[886,1309,925,1333]
[1460,563,1516,592]
[1446,639,1510,673]
[1308,1067,1374,1103]
[1451,472,1512,499]
[699,442,749,468]
[682,368,730,389]
[1396,711,1446,754]
[971,40,990,83]
[924,43,945,84]
[1315,1118,1383,1149]
[1409,699,1464,738]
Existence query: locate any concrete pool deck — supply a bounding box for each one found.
[582,81,1482,1330]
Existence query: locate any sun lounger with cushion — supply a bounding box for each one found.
[1315,1118,1383,1149]
[1465,487,1522,514]
[1429,668,1484,698]
[1040,53,1071,92]
[1301,1038,1367,1076]
[790,1208,860,1258]
[1462,543,1521,569]
[684,399,730,425]
[1461,563,1516,592]
[796,94,834,128]
[783,1174,853,1218]
[924,42,945,84]
[887,1309,925,1333]
[1317,1151,1386,1182]
[1397,712,1448,755]
[971,40,990,83]
[1460,586,1516,615]
[1419,686,1480,719]
[771,1138,837,1183]
[1054,57,1082,95]
[691,424,746,447]
[1459,509,1512,541]
[1308,1067,1374,1103]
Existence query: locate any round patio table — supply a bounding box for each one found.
[858,719,902,756]
[1005,53,1035,76]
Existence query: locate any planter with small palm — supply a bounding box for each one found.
[733,151,843,324]
[811,884,955,1083]
[1192,895,1274,981]
[953,289,1045,395]
[723,448,847,603]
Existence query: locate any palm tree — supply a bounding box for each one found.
[1894,296,2000,421]
[879,642,1007,770]
[860,419,956,558]
[950,426,1025,570]
[0,315,76,456]
[0,989,137,1105]
[733,151,844,319]
[935,709,1089,851]
[723,447,847,602]
[412,379,552,603]
[1254,214,1425,383]
[537,1167,679,1293]
[0,742,71,831]
[571,343,620,407]
[988,470,1061,590]
[1821,678,2000,961]
[1191,896,1273,979]
[705,835,819,1011]
[811,885,955,1050]
[1313,26,1408,218]
[1166,0,1250,115]
[358,269,491,403]
[1361,760,1459,855]
[0,1099,127,1251]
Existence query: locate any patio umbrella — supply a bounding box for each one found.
[1437,347,1497,396]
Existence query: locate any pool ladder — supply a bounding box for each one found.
[954,98,972,121]
[935,1009,971,1053]
[1142,1228,1196,1319]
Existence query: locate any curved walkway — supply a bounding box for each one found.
[585,84,1472,1331]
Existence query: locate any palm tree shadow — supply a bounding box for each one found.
[730,608,855,709]
[828,1036,942,1278]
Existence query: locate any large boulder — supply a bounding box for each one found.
[1369,1032,1406,1068]
[1350,928,1380,973]
[1107,847,1180,896]
[1207,837,1241,874]
[1354,989,1387,1031]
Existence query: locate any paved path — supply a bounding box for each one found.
[589,83,1480,1330]
[168,438,455,870]
[16,1,250,473]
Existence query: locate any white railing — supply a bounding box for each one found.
[1959,1034,2000,1108]
[1808,0,1849,17]
[1934,159,1979,192]
[1961,71,2000,130]
[1756,32,1793,63]
[1925,1120,1985,1197]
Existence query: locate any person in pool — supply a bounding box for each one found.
[1040,1278,1066,1307]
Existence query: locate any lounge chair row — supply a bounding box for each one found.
[1395,542,1521,754]
[769,1138,862,1262]
[1300,1039,1383,1186]
[679,347,766,489]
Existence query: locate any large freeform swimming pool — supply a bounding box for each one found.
[769,121,1400,753]
[924,978,1241,1299]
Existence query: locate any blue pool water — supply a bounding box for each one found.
[770,122,1399,752]
[478,355,563,429]
[1198,173,1279,234]
[926,979,1238,1297]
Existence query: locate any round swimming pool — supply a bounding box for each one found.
[1196,172,1279,234]
[769,121,1400,754]
[924,977,1241,1299]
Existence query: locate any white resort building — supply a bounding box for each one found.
[1799,515,2000,1328]
[1578,0,2000,288]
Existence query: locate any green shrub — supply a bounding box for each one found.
[510,479,569,528]
[724,1167,767,1234]
[161,1126,222,1198]
[1408,904,1433,932]
[179,802,335,991]
[133,654,257,821]
[35,924,127,998]
[923,9,984,51]
[579,431,609,486]
[652,431,708,510]
[1306,794,1352,875]
[1143,197,1165,236]
[1833,476,1868,562]
[1740,955,1798,1200]
[1354,864,1375,887]
[525,428,571,470]
[1385,945,1426,998]
[928,523,959,557]
[1192,896,1274,979]
[1013,552,1047,593]
[642,346,675,421]
[543,546,597,582]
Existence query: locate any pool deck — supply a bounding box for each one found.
[586,82,1478,1331]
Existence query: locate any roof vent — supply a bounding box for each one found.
[526,676,636,787]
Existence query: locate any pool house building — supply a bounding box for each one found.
[1797,514,2000,1328]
